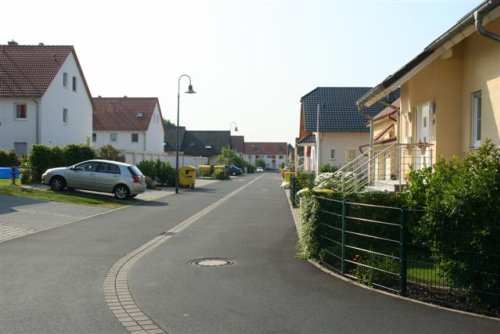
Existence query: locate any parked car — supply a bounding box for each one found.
[228,164,243,176]
[256,167,264,173]
[41,159,146,199]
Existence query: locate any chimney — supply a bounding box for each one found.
[8,40,18,46]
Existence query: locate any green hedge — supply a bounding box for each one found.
[0,149,20,167]
[28,144,96,183]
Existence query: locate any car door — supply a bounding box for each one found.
[94,162,121,192]
[67,161,98,189]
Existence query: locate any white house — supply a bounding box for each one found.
[92,97,166,164]
[296,87,395,175]
[0,41,94,154]
[244,142,289,170]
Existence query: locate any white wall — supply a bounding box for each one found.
[145,105,165,152]
[245,153,288,169]
[40,53,93,146]
[93,130,146,151]
[165,155,209,168]
[316,132,369,168]
[0,97,38,152]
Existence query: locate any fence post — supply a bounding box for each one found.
[11,167,16,185]
[341,199,347,274]
[399,205,408,296]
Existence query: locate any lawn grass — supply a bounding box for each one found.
[407,260,449,286]
[0,179,125,209]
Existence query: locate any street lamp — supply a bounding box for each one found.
[175,74,196,194]
[229,121,238,133]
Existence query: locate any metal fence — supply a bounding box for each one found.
[314,195,500,317]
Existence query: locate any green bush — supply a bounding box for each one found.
[297,192,320,260]
[405,140,500,300]
[136,160,157,179]
[97,144,125,162]
[353,252,399,288]
[320,163,338,173]
[212,169,229,180]
[155,160,175,186]
[0,149,20,166]
[64,144,95,165]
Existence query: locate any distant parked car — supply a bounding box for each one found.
[256,167,264,173]
[228,164,243,176]
[41,159,146,200]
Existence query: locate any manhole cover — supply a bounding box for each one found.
[190,258,235,267]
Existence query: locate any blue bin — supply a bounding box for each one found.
[0,167,20,179]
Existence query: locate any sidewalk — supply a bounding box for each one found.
[0,178,219,243]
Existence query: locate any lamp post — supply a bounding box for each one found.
[228,122,238,149]
[175,74,196,194]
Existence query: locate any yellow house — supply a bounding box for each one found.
[357,1,500,182]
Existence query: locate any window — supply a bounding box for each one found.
[471,91,482,147]
[72,76,77,92]
[279,155,284,159]
[15,104,27,120]
[63,72,68,88]
[14,142,27,155]
[110,133,117,142]
[63,108,68,124]
[131,133,139,143]
[330,149,336,159]
[92,133,96,142]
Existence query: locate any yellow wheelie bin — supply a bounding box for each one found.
[179,165,197,188]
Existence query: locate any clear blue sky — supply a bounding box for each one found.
[2,0,483,145]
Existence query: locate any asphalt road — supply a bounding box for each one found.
[1,173,499,333]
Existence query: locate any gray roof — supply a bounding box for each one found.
[181,131,231,157]
[164,125,186,152]
[301,87,388,133]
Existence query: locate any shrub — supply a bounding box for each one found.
[353,252,399,288]
[155,160,175,186]
[97,144,125,162]
[297,192,320,260]
[405,140,500,301]
[0,149,20,166]
[63,144,95,165]
[295,170,314,191]
[136,160,157,179]
[213,169,229,180]
[320,163,338,173]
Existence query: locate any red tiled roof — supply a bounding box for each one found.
[1,44,72,96]
[373,98,400,121]
[244,142,288,155]
[93,97,159,131]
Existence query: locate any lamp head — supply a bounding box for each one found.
[186,84,196,94]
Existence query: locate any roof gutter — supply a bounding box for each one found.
[475,0,500,42]
[356,0,500,110]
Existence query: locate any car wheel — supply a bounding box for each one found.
[113,185,130,200]
[50,176,66,191]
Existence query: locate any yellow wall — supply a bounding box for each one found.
[400,17,500,160]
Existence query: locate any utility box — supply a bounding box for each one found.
[179,165,196,188]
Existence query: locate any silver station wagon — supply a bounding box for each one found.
[41,159,146,199]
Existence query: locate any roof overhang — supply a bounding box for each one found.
[357,1,500,109]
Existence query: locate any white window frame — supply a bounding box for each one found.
[63,108,68,124]
[15,103,27,120]
[110,133,117,142]
[92,133,97,142]
[131,133,139,143]
[471,91,482,148]
[72,76,77,92]
[330,149,336,160]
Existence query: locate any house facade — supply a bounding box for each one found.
[92,97,166,163]
[244,142,288,170]
[0,42,93,154]
[296,87,388,175]
[356,1,500,184]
